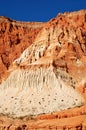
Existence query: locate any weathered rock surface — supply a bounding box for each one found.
[0,10,86,129]
[0,16,45,82]
[14,10,86,82]
[0,67,84,118]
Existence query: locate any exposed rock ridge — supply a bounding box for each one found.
[0,16,45,28]
[13,10,86,82]
[0,17,45,82]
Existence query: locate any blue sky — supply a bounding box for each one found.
[0,0,86,22]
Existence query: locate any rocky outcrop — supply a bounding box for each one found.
[0,10,86,129]
[14,10,86,82]
[0,16,45,82]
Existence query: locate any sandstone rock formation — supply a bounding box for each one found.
[0,16,45,82]
[0,10,86,129]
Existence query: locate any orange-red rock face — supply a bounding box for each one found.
[14,10,86,82]
[44,10,86,81]
[0,10,86,129]
[0,17,45,81]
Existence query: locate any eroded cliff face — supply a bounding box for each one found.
[14,10,86,82]
[0,16,45,81]
[0,10,86,129]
